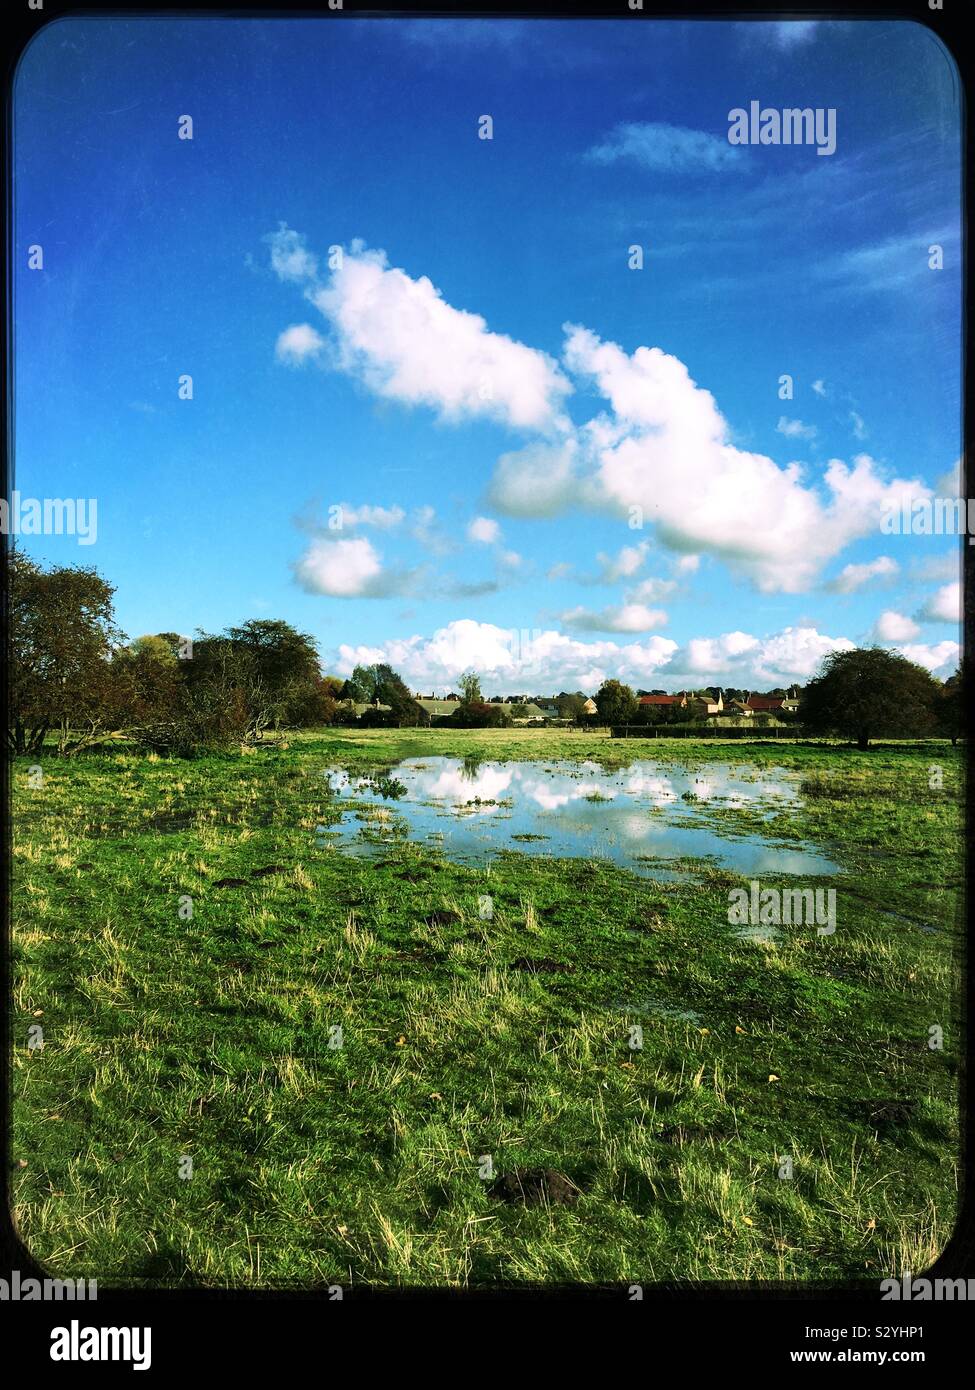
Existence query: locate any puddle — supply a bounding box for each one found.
[611,996,705,1024]
[734,922,782,945]
[320,758,840,881]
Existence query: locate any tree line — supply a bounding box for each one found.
[593,649,962,749]
[5,552,963,755]
[8,552,339,756]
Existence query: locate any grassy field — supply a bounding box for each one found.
[10,729,962,1288]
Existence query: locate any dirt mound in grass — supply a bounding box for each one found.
[488,1167,581,1207]
[423,909,462,927]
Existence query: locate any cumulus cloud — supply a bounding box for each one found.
[468,516,501,544]
[669,626,854,685]
[487,438,585,517]
[873,610,920,642]
[920,581,961,623]
[629,576,678,603]
[560,603,669,634]
[776,416,817,441]
[270,235,931,597]
[408,505,456,555]
[545,325,928,593]
[334,618,678,693]
[329,618,856,694]
[269,229,571,433]
[898,641,961,674]
[825,555,899,593]
[595,542,648,583]
[586,122,747,173]
[934,459,962,497]
[275,323,325,365]
[265,225,319,283]
[293,535,420,598]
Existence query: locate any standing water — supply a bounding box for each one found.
[318,757,839,879]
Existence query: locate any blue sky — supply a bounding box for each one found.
[13,16,962,694]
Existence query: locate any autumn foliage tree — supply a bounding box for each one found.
[7,552,344,755]
[7,550,124,754]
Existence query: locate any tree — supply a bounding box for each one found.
[6,550,342,756]
[446,700,510,729]
[7,550,124,755]
[555,691,587,722]
[338,662,425,725]
[458,670,483,706]
[128,633,179,667]
[181,633,274,742]
[802,647,942,750]
[594,679,638,726]
[938,669,964,746]
[342,666,375,705]
[225,619,324,730]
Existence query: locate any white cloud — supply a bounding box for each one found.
[333,503,405,530]
[850,411,867,441]
[335,618,678,693]
[669,626,854,685]
[547,325,928,593]
[596,541,648,582]
[409,505,454,555]
[826,555,899,593]
[275,323,325,365]
[272,239,933,598]
[812,379,827,398]
[544,543,673,589]
[913,552,958,583]
[266,226,319,283]
[468,516,501,545]
[874,610,920,642]
[630,576,678,603]
[767,20,820,47]
[274,235,571,432]
[330,619,856,695]
[920,581,961,623]
[898,641,961,674]
[293,535,419,599]
[487,438,584,517]
[674,631,759,675]
[934,459,962,497]
[586,122,747,173]
[560,603,669,634]
[776,416,817,441]
[815,229,957,296]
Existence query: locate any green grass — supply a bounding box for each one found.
[11,729,962,1288]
